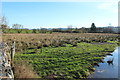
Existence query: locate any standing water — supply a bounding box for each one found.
[88,46,119,78]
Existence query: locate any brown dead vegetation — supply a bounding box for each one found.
[13,60,38,78]
[2,33,118,52]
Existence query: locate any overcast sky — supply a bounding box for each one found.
[1,0,119,29]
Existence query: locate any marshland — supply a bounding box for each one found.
[1,2,119,79]
[2,32,119,79]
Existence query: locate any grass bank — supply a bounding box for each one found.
[14,42,117,79]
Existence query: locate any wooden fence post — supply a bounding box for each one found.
[11,41,15,61]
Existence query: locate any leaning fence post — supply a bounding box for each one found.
[11,41,15,61]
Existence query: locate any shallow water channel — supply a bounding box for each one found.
[88,46,119,78]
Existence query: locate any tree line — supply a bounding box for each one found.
[0,16,119,34]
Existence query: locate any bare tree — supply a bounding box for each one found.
[12,24,23,33]
[0,16,8,29]
[68,25,73,30]
[12,24,23,29]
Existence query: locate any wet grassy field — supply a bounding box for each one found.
[14,42,117,78]
[2,33,119,78]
